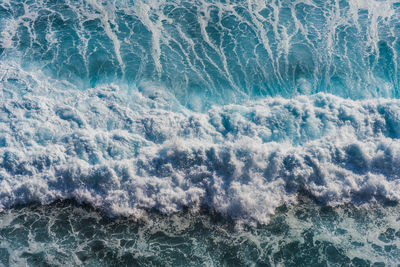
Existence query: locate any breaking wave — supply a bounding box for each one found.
[2,61,400,224]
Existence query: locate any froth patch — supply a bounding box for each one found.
[1,68,400,223]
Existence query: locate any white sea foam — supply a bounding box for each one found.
[1,62,400,224]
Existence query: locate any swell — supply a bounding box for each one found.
[1,62,400,224]
[1,0,400,109]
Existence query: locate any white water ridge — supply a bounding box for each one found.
[1,62,400,224]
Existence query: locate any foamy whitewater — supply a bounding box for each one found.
[1,0,400,265]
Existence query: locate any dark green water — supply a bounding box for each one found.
[1,195,400,266]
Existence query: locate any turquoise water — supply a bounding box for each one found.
[1,0,400,265]
[2,0,400,105]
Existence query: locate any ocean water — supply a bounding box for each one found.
[1,0,400,265]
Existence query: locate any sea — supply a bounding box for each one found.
[1,0,400,265]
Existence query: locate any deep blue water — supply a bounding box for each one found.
[1,0,400,265]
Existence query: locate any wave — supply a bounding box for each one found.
[1,62,400,224]
[1,0,400,106]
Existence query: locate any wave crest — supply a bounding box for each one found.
[1,65,400,224]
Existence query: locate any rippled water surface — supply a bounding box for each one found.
[1,197,400,266]
[2,0,400,265]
